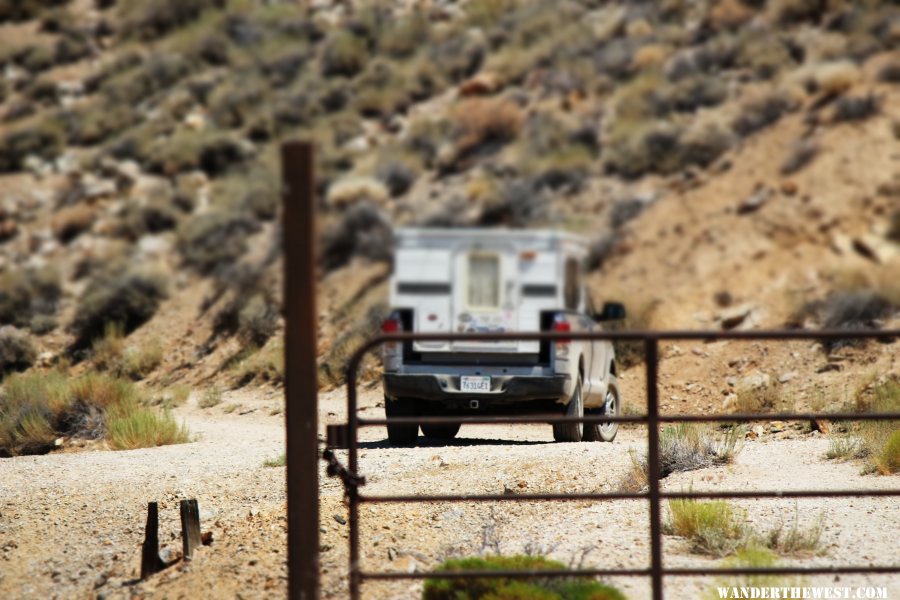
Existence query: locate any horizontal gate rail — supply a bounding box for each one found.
[334,328,900,600]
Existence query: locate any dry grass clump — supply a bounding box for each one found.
[198,386,223,409]
[0,369,189,456]
[451,98,524,159]
[765,511,825,557]
[796,289,896,352]
[232,342,284,388]
[262,453,286,468]
[321,30,368,78]
[704,546,798,597]
[731,93,792,137]
[830,378,900,475]
[665,499,747,557]
[0,327,37,379]
[733,383,786,414]
[620,424,743,491]
[51,204,95,243]
[119,0,226,40]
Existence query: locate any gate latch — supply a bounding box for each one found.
[322,448,366,493]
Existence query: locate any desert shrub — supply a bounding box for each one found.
[18,44,56,73]
[145,131,249,177]
[704,546,797,595]
[666,499,747,557]
[0,369,188,456]
[0,0,70,21]
[780,139,819,175]
[877,62,900,84]
[832,94,881,123]
[54,32,92,65]
[318,303,387,387]
[119,339,163,380]
[423,555,626,600]
[320,201,393,272]
[734,383,785,414]
[450,98,524,162]
[826,434,865,461]
[516,113,597,191]
[378,11,429,59]
[100,54,191,104]
[0,326,37,379]
[429,28,485,83]
[604,121,683,178]
[664,76,728,112]
[622,424,743,491]
[604,298,658,368]
[91,323,125,372]
[375,159,418,198]
[62,101,138,147]
[84,51,143,94]
[112,200,180,241]
[769,0,827,25]
[119,0,226,40]
[198,386,222,408]
[735,31,795,79]
[51,204,95,243]
[678,121,735,169]
[800,291,896,351]
[208,77,268,129]
[0,266,61,333]
[352,61,414,118]
[177,210,261,274]
[106,403,189,449]
[233,341,284,387]
[214,171,279,221]
[262,453,286,467]
[236,294,279,347]
[0,119,66,173]
[478,177,548,227]
[850,378,900,475]
[321,30,368,77]
[732,93,792,137]
[25,77,58,104]
[70,266,168,350]
[765,511,825,556]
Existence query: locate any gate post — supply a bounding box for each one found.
[283,142,319,600]
[645,338,663,600]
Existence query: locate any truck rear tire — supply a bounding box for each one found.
[584,377,619,442]
[385,396,418,446]
[553,377,583,442]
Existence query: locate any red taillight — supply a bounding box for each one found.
[381,317,401,333]
[552,318,571,344]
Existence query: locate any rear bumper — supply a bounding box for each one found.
[383,373,572,410]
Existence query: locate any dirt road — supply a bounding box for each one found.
[1,385,898,599]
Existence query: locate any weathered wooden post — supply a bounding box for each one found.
[180,499,202,561]
[140,502,165,579]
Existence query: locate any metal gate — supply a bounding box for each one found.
[325,329,900,600]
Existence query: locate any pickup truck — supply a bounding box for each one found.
[380,228,626,445]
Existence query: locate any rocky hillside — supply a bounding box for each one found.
[0,0,898,408]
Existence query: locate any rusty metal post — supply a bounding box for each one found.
[645,338,663,600]
[140,502,165,579]
[283,141,319,600]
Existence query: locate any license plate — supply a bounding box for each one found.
[460,376,491,393]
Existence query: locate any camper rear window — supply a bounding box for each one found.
[468,254,500,308]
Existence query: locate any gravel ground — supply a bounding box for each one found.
[0,385,898,600]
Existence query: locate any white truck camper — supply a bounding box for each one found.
[381,228,626,445]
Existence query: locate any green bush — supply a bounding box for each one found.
[423,555,626,600]
[100,54,191,104]
[70,267,168,349]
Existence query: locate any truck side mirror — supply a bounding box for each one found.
[596,301,627,322]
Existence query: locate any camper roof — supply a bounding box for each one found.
[395,228,588,248]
